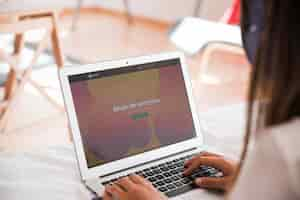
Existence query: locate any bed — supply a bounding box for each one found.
[0,104,246,200]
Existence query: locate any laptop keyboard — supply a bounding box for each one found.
[102,154,221,197]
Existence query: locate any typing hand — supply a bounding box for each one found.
[184,152,237,192]
[103,174,167,200]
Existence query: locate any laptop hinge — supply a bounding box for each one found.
[100,147,198,178]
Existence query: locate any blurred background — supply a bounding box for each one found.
[0,0,248,157]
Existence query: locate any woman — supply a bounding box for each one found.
[103,1,300,199]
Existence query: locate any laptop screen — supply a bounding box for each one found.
[68,58,197,168]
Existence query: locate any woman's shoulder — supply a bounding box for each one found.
[261,118,300,197]
[258,118,300,154]
[268,118,300,157]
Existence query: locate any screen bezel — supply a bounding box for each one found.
[59,52,204,180]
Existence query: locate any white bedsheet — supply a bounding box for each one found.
[0,146,91,200]
[0,103,246,200]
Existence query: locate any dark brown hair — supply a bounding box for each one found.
[234,0,300,188]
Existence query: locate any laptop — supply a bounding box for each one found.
[59,52,221,199]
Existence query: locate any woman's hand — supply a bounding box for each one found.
[184,152,237,192]
[103,174,167,200]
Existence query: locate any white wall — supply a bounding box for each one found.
[200,0,232,21]
[95,0,196,21]
[0,0,232,22]
[92,0,232,22]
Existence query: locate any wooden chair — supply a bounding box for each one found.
[221,0,241,25]
[71,0,133,31]
[199,42,247,84]
[0,10,64,132]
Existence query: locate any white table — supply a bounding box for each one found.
[0,103,246,200]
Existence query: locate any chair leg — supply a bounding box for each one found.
[0,69,32,134]
[67,122,73,142]
[4,33,25,100]
[123,0,133,24]
[4,69,17,101]
[0,111,9,133]
[14,33,25,54]
[71,0,84,31]
[193,0,203,17]
[50,12,64,68]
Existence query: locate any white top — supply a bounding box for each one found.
[230,118,300,199]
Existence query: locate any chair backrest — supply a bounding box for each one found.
[0,12,53,34]
[0,14,18,23]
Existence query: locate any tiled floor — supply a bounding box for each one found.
[0,10,250,152]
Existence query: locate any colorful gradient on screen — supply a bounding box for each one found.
[70,61,196,168]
